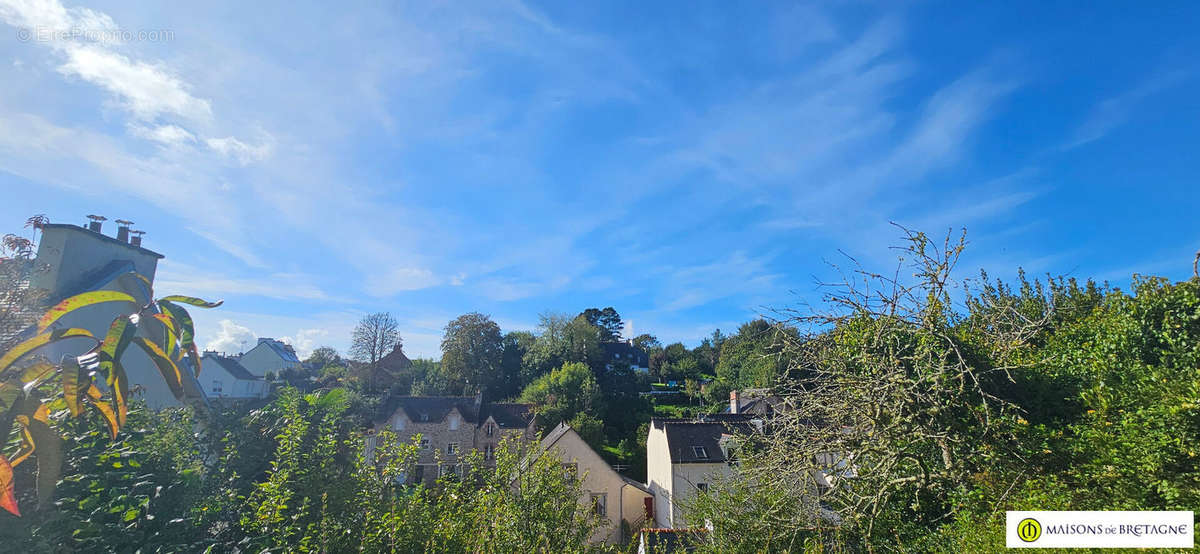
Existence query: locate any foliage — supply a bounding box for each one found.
[519,362,600,430]
[580,307,624,342]
[0,267,220,517]
[440,312,504,396]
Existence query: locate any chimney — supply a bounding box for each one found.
[115,219,134,242]
[474,390,483,412]
[86,214,107,233]
[130,230,145,247]
[730,390,740,414]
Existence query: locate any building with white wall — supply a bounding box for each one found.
[201,351,270,400]
[238,337,301,377]
[645,416,757,528]
[26,219,205,409]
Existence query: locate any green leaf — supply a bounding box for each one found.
[158,295,223,308]
[0,328,96,373]
[98,316,136,426]
[132,338,185,400]
[61,357,85,417]
[36,291,137,333]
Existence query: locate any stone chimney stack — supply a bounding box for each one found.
[130,230,145,247]
[115,219,134,242]
[730,390,740,414]
[86,214,106,233]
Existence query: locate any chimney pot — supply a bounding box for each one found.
[86,214,107,233]
[115,219,134,242]
[730,390,740,414]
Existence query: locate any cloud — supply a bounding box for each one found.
[128,123,195,146]
[205,319,257,354]
[155,261,333,301]
[364,267,441,296]
[56,44,213,122]
[1062,70,1188,150]
[205,135,272,165]
[659,251,782,312]
[277,328,328,360]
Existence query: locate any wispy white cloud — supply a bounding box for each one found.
[1063,70,1188,150]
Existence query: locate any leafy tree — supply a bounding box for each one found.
[304,346,341,369]
[521,313,604,381]
[499,331,535,399]
[440,312,503,396]
[519,362,600,430]
[580,307,623,341]
[349,312,399,366]
[630,333,661,354]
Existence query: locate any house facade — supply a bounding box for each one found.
[367,393,536,484]
[601,340,650,372]
[201,351,270,400]
[537,423,654,544]
[645,416,757,528]
[25,220,205,409]
[238,337,301,377]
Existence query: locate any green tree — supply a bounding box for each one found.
[440,312,504,396]
[580,307,623,341]
[519,362,600,430]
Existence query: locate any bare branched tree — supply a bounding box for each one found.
[701,226,1055,548]
[349,312,400,366]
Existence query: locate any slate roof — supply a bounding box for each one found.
[378,344,413,370]
[654,416,758,464]
[485,402,535,428]
[254,338,300,363]
[375,395,536,430]
[203,353,261,381]
[600,340,649,367]
[380,396,481,425]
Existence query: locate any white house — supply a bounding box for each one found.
[536,423,654,544]
[24,219,205,409]
[645,415,757,528]
[238,337,301,377]
[201,351,270,400]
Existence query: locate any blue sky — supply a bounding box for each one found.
[2,1,1198,359]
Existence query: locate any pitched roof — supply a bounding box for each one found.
[485,402,535,428]
[203,352,261,381]
[378,344,412,371]
[381,396,481,425]
[600,340,649,366]
[253,338,301,363]
[654,416,758,464]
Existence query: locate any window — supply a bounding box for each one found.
[692,446,709,459]
[697,483,709,493]
[562,462,578,479]
[419,413,429,422]
[392,418,405,431]
[484,444,494,460]
[449,414,460,430]
[485,423,496,437]
[440,464,461,478]
[590,493,607,517]
[419,438,430,450]
[413,464,426,483]
[211,380,222,395]
[446,442,459,455]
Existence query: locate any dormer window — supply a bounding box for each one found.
[419,413,429,422]
[692,446,709,459]
[485,423,496,437]
[449,414,460,430]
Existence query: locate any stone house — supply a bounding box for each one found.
[367,393,536,484]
